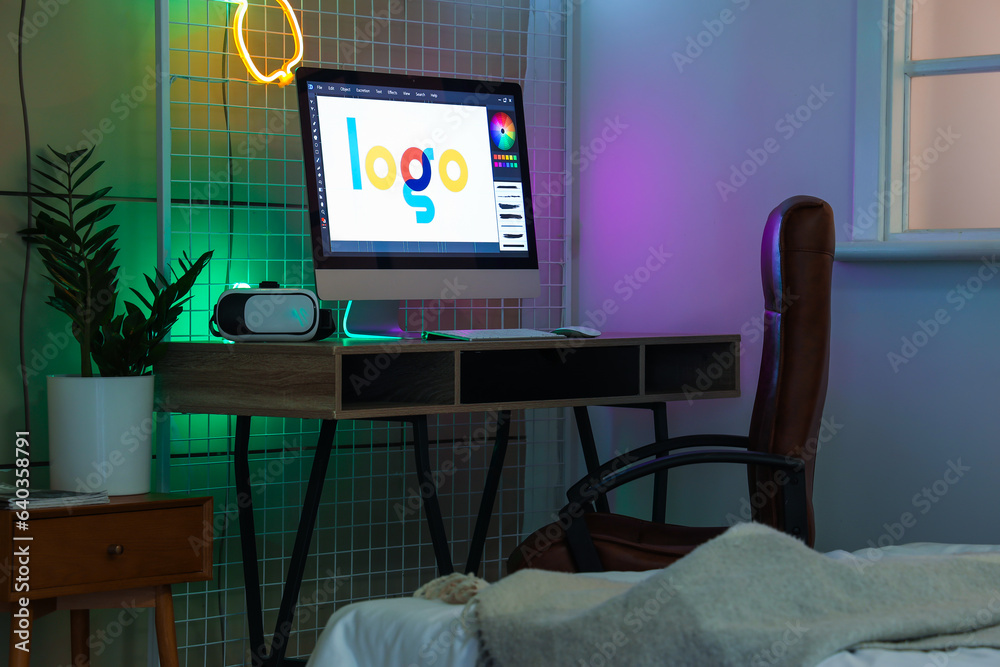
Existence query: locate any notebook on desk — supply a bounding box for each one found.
[422,328,562,340]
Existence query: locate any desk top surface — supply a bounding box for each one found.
[165,332,738,355]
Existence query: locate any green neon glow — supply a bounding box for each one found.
[341,300,402,340]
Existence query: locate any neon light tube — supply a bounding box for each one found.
[223,0,303,86]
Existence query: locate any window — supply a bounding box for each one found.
[844,0,1000,260]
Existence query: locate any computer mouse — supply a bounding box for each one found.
[552,326,601,338]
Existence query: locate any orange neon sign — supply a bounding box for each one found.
[224,0,303,86]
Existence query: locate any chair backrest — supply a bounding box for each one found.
[747,195,835,547]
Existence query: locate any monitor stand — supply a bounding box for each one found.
[342,300,421,339]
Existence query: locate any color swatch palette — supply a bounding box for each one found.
[493,154,518,168]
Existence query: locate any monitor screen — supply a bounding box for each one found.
[296,68,540,309]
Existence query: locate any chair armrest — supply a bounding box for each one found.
[572,435,751,496]
[567,449,808,541]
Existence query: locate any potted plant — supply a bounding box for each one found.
[21,146,212,495]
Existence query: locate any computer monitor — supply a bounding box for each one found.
[295,67,540,337]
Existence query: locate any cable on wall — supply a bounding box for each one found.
[217,5,236,652]
[221,6,236,289]
[17,0,34,434]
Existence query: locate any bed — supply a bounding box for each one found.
[306,526,1000,667]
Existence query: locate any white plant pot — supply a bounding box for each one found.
[47,375,155,496]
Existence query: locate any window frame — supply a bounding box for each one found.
[841,0,1000,261]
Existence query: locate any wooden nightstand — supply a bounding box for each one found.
[0,494,213,667]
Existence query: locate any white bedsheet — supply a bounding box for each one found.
[306,543,1000,667]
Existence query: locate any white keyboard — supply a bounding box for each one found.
[422,328,562,340]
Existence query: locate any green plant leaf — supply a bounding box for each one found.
[64,147,90,168]
[71,160,105,190]
[75,204,115,231]
[82,225,118,252]
[32,168,67,192]
[124,301,144,318]
[36,152,68,175]
[129,287,154,311]
[153,267,170,289]
[31,196,71,221]
[74,186,112,212]
[91,245,120,275]
[37,214,79,243]
[40,260,78,286]
[29,183,63,202]
[29,146,214,377]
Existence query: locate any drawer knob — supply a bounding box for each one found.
[107,544,125,556]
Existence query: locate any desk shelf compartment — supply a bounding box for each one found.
[339,350,456,412]
[459,346,640,404]
[644,341,740,397]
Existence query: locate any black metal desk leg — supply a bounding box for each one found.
[573,406,611,513]
[234,416,338,667]
[411,416,454,575]
[266,418,338,666]
[464,410,511,575]
[234,416,266,663]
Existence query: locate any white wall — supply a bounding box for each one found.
[574,0,1000,551]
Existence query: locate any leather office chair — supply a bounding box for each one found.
[508,195,835,573]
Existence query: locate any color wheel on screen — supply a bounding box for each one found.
[490,112,516,151]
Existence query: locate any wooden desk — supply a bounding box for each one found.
[155,333,740,419]
[155,333,739,666]
[0,494,213,667]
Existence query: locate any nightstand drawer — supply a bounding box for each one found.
[27,504,209,596]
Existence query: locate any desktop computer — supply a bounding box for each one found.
[296,68,542,338]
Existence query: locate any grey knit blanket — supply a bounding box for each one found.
[471,523,1000,666]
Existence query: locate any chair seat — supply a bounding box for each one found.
[508,513,727,573]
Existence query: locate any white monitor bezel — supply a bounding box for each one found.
[296,68,541,301]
